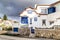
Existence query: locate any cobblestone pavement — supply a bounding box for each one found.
[0,35,54,40]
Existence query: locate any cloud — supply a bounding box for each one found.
[0,13,3,18]
[6,6,14,10]
[0,0,59,21]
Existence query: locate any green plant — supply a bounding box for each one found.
[2,27,12,31]
[6,27,12,31]
[3,14,8,20]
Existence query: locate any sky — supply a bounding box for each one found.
[0,0,59,22]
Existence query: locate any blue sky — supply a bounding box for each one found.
[0,0,59,21]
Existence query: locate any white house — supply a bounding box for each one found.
[19,1,60,29]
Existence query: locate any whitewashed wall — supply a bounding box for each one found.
[54,3,60,12]
[48,12,60,21]
[20,8,38,28]
[35,15,50,28]
[20,3,60,28]
[20,7,51,28]
[28,14,50,28]
[12,23,20,28]
[35,5,50,14]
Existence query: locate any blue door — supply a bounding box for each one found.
[21,17,28,24]
[13,28,18,32]
[31,27,35,34]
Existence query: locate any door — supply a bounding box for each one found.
[31,27,35,34]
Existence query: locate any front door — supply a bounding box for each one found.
[31,27,35,34]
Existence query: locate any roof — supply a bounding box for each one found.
[24,7,34,11]
[20,7,39,15]
[38,13,48,15]
[35,4,50,9]
[50,1,60,6]
[20,7,34,14]
[35,1,60,7]
[36,4,50,6]
[20,7,48,16]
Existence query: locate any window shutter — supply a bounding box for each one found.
[48,7,56,14]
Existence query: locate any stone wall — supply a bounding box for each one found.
[18,27,30,36]
[35,28,60,39]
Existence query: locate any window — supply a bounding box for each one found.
[50,21,54,25]
[13,28,18,32]
[27,10,33,14]
[42,20,46,26]
[21,17,28,24]
[30,18,32,24]
[34,17,37,21]
[41,9,47,14]
[48,7,56,14]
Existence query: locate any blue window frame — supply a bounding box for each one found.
[48,7,56,14]
[34,17,37,21]
[13,28,18,32]
[27,10,33,14]
[30,18,32,24]
[21,17,28,24]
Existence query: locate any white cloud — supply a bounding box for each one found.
[0,13,3,18]
[6,6,14,10]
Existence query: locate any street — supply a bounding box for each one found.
[0,35,54,40]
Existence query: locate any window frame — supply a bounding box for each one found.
[27,10,33,14]
[13,28,18,32]
[48,7,56,14]
[42,19,46,26]
[34,17,37,21]
[41,9,47,14]
[50,21,54,25]
[21,17,28,24]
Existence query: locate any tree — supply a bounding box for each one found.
[3,14,8,20]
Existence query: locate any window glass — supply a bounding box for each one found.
[13,28,18,32]
[50,21,54,25]
[41,9,46,14]
[42,20,46,26]
[27,10,33,14]
[21,17,28,24]
[48,7,56,14]
[31,27,35,33]
[34,17,37,21]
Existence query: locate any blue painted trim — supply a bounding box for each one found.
[21,17,28,24]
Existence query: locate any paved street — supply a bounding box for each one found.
[0,35,54,40]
